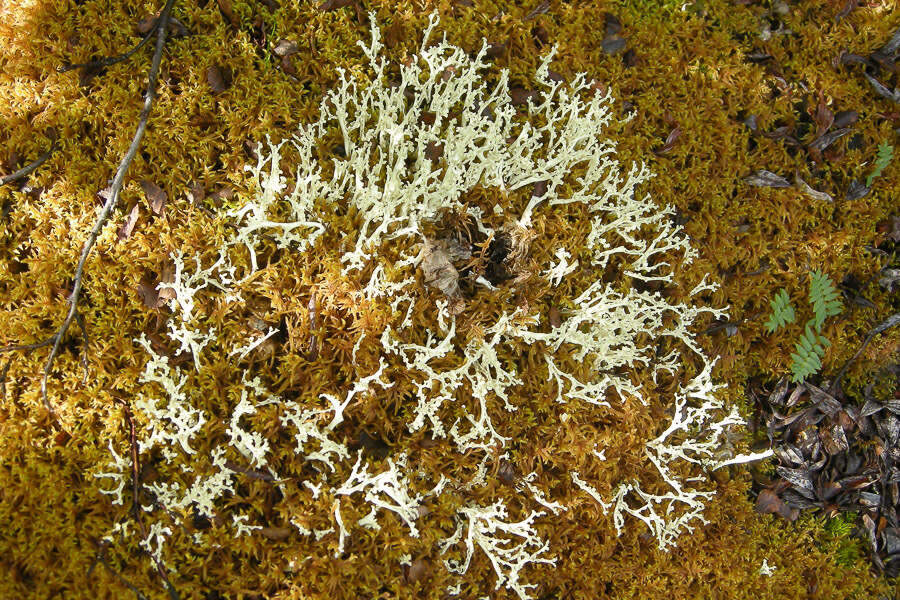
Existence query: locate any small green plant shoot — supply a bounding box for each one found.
[764,288,795,333]
[866,140,893,188]
[765,270,843,382]
[808,269,843,331]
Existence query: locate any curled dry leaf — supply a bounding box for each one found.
[405,558,428,583]
[420,237,471,309]
[795,176,833,203]
[273,39,300,58]
[319,0,354,11]
[653,126,682,155]
[259,527,291,541]
[136,14,189,37]
[756,488,798,521]
[140,180,167,215]
[601,36,627,55]
[206,66,232,94]
[523,0,549,21]
[217,0,239,27]
[845,179,869,201]
[744,170,791,188]
[117,203,140,242]
[808,127,851,153]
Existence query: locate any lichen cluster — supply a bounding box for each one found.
[1,1,896,599]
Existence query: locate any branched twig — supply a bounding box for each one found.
[114,397,180,600]
[0,312,84,415]
[0,358,11,401]
[830,313,900,395]
[0,141,58,187]
[224,460,277,482]
[88,539,150,600]
[75,310,90,384]
[41,0,176,417]
[58,15,164,74]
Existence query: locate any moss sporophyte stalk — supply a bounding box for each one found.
[94,13,772,598]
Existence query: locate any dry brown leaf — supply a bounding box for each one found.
[318,0,354,10]
[118,203,140,241]
[744,170,791,188]
[523,0,549,20]
[140,180,167,215]
[273,39,300,58]
[259,527,291,541]
[217,0,240,27]
[206,66,231,94]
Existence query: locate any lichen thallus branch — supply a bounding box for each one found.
[1,2,181,599]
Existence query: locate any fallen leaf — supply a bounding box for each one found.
[318,0,354,10]
[523,0,549,20]
[604,13,622,37]
[622,49,639,68]
[206,66,231,94]
[259,527,291,541]
[117,203,140,241]
[421,237,471,306]
[140,180,167,215]
[273,39,300,58]
[136,14,189,37]
[756,488,796,520]
[653,126,682,155]
[808,127,851,153]
[217,0,240,27]
[405,558,428,583]
[864,73,900,105]
[795,176,833,203]
[601,35,627,55]
[833,110,858,128]
[845,179,869,201]
[744,170,791,188]
[509,87,541,106]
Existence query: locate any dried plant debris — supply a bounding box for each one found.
[750,377,900,575]
[839,25,900,105]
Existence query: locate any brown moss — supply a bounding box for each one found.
[1,0,898,598]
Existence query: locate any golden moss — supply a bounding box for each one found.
[1,0,898,598]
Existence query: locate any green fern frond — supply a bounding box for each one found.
[809,270,841,332]
[764,288,795,333]
[790,324,830,382]
[866,141,894,188]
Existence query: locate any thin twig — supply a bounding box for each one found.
[41,0,176,417]
[88,540,150,600]
[0,358,11,401]
[0,142,57,187]
[58,18,162,73]
[0,336,55,354]
[830,313,900,395]
[224,460,277,482]
[75,310,90,384]
[114,397,180,600]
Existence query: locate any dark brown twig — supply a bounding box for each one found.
[41,0,176,417]
[114,397,180,600]
[58,17,162,73]
[224,460,277,482]
[830,313,900,395]
[75,310,90,384]
[0,142,57,187]
[88,539,150,600]
[0,358,11,401]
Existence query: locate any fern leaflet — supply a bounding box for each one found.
[790,324,830,382]
[866,141,894,188]
[764,288,795,333]
[809,269,841,331]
